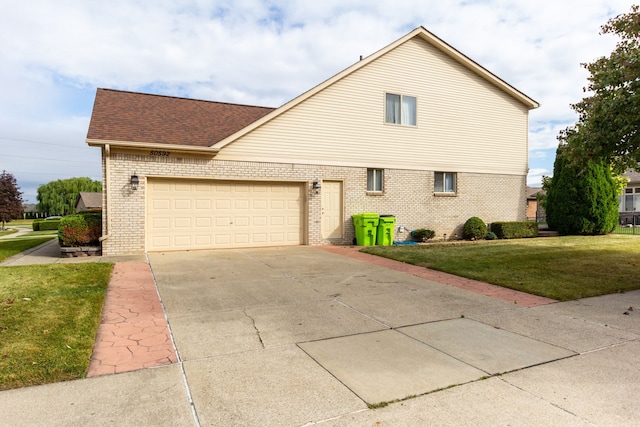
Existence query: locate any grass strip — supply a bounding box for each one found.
[362,235,640,301]
[0,263,113,390]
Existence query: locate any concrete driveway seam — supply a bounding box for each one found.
[494,376,590,423]
[146,254,202,427]
[333,297,391,329]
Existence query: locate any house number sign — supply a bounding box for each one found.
[150,150,170,156]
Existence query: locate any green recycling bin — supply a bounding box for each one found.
[376,215,396,246]
[352,213,380,246]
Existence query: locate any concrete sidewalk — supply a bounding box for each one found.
[0,246,638,426]
[0,239,146,266]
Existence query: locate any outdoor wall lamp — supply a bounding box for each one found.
[130,173,139,190]
[312,180,321,190]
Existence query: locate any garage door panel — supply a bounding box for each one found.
[252,233,268,243]
[147,179,304,251]
[153,199,170,210]
[195,217,211,227]
[195,199,211,209]
[234,200,250,209]
[253,200,268,209]
[215,234,231,244]
[253,216,267,226]
[270,216,284,226]
[152,217,171,229]
[174,199,191,209]
[195,235,211,245]
[174,235,192,246]
[235,216,250,227]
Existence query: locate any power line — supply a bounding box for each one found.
[0,136,92,149]
[1,154,98,164]
[11,170,100,177]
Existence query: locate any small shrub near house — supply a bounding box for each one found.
[58,212,102,247]
[485,231,498,240]
[490,221,539,239]
[462,217,487,240]
[412,228,436,242]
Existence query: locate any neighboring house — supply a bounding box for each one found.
[619,169,640,224]
[86,27,539,255]
[22,204,49,219]
[75,192,103,213]
[526,187,546,222]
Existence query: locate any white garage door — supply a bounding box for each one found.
[147,179,304,251]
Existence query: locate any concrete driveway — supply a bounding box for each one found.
[147,246,638,426]
[1,246,638,426]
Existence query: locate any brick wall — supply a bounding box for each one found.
[102,149,526,255]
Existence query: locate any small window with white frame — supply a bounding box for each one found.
[385,93,416,126]
[434,172,457,194]
[367,169,384,193]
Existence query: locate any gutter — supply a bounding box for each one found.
[86,139,220,156]
[99,144,111,242]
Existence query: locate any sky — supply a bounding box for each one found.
[0,0,635,204]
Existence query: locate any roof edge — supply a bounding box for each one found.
[213,26,539,150]
[87,139,220,155]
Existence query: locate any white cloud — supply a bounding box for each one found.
[527,168,550,187]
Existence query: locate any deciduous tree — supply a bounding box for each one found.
[0,171,24,229]
[37,177,102,216]
[563,5,640,173]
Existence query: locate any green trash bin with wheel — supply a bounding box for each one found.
[376,215,396,246]
[352,213,379,246]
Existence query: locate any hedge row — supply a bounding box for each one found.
[58,212,102,247]
[32,219,61,231]
[490,221,538,239]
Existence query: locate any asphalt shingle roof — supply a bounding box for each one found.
[86,89,275,147]
[77,192,103,209]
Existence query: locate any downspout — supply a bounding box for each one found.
[99,144,111,242]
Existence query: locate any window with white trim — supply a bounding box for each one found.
[367,169,384,192]
[385,93,416,126]
[621,187,640,211]
[434,172,456,193]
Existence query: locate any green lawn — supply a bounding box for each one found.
[0,237,56,263]
[362,235,640,301]
[0,229,18,237]
[0,263,113,390]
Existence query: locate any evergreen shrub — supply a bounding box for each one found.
[544,150,618,235]
[462,217,487,240]
[490,222,538,239]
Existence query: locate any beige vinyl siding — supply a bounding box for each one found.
[216,37,528,176]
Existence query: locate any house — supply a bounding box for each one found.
[86,27,539,255]
[526,187,545,222]
[619,169,640,224]
[75,192,103,213]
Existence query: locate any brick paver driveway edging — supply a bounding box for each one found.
[87,262,177,377]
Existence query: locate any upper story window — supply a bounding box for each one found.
[367,169,384,192]
[385,93,416,126]
[434,172,457,194]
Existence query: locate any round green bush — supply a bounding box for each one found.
[485,231,498,240]
[412,228,435,242]
[463,216,487,240]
